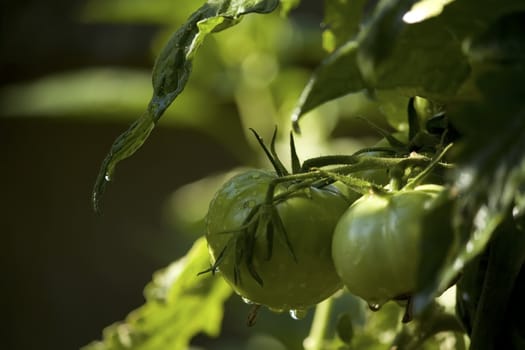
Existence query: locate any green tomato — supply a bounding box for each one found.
[206,170,350,310]
[331,185,444,305]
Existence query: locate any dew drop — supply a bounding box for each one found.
[289,308,308,320]
[251,173,261,179]
[104,174,111,182]
[368,303,382,312]
[242,297,254,305]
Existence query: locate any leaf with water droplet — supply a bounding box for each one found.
[92,0,279,212]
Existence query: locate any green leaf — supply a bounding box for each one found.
[82,237,232,350]
[291,40,365,131]
[292,0,525,126]
[374,90,411,131]
[465,12,525,63]
[323,0,368,51]
[455,250,487,335]
[413,46,525,311]
[279,0,300,16]
[456,217,525,350]
[355,0,419,88]
[92,0,279,212]
[356,0,525,91]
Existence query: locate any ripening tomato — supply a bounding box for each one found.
[331,185,444,305]
[206,170,350,310]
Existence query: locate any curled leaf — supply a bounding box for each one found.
[93,0,279,212]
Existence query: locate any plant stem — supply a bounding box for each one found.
[304,297,334,350]
[403,142,453,190]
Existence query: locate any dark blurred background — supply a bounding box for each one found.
[2,2,235,349]
[1,1,382,349]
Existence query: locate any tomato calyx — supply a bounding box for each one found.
[204,170,346,286]
[204,197,299,286]
[203,130,346,288]
[249,128,291,177]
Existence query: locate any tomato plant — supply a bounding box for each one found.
[87,0,525,349]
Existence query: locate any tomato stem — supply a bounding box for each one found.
[315,168,385,195]
[301,155,358,172]
[249,128,289,176]
[263,154,452,202]
[304,297,334,350]
[351,146,398,156]
[403,143,454,190]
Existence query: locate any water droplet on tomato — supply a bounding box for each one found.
[242,297,254,305]
[289,308,308,320]
[368,303,382,311]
